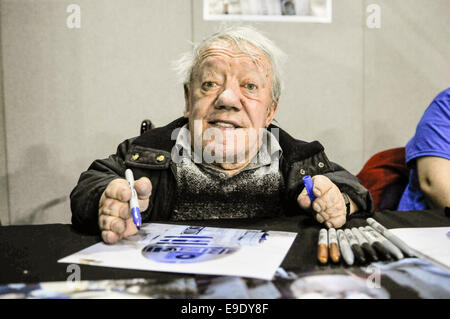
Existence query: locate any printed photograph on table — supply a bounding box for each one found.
[204,0,332,23]
[0,269,391,299]
[8,262,448,299]
[58,223,297,281]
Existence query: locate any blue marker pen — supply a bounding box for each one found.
[302,175,316,202]
[125,169,142,229]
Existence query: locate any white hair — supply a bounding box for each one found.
[173,25,286,103]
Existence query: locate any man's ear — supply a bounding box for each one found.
[183,84,190,118]
[265,100,279,127]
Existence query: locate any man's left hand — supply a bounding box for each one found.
[297,175,346,228]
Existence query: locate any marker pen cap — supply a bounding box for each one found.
[351,228,368,244]
[366,218,386,233]
[328,228,338,244]
[359,227,377,244]
[337,229,349,245]
[344,229,358,246]
[318,229,328,245]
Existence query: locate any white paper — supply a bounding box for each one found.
[58,223,297,280]
[389,227,450,273]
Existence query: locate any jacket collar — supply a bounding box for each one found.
[269,123,324,163]
[132,117,324,164]
[133,117,188,152]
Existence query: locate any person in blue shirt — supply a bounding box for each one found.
[397,88,450,211]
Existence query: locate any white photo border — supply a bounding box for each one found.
[203,0,332,23]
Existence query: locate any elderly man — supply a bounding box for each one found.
[70,26,373,244]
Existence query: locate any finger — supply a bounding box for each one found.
[99,215,125,233]
[135,177,152,211]
[100,199,130,219]
[326,214,346,229]
[134,177,152,200]
[98,214,111,230]
[311,175,333,198]
[318,211,330,222]
[297,187,311,209]
[102,219,138,244]
[102,230,121,244]
[99,215,126,234]
[99,191,107,208]
[138,198,150,213]
[316,214,325,223]
[311,197,330,220]
[122,218,139,238]
[105,178,131,202]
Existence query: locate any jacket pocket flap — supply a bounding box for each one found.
[125,145,171,170]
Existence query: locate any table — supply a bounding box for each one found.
[1,208,449,299]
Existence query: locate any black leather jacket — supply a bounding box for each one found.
[70,117,374,234]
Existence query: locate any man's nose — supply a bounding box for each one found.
[214,85,243,111]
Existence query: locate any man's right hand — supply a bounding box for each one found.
[98,176,152,244]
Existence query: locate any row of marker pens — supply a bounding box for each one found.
[317,217,416,266]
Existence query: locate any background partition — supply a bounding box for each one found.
[0,0,449,225]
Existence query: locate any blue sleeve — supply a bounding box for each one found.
[405,88,450,166]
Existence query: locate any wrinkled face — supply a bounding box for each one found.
[184,41,277,172]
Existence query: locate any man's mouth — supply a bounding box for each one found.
[208,120,242,129]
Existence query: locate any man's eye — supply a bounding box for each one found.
[202,81,217,89]
[245,83,257,91]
